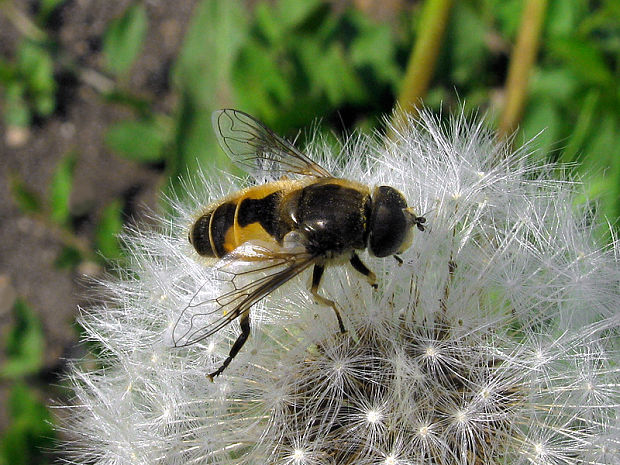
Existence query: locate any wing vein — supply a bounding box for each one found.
[173,247,316,347]
[212,109,332,180]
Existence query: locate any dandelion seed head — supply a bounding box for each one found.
[383,453,398,465]
[424,344,438,358]
[291,448,305,463]
[365,408,383,425]
[479,386,491,400]
[453,409,468,425]
[535,442,546,456]
[61,110,620,465]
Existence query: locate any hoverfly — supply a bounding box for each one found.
[174,109,426,380]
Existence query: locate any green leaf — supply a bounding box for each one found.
[560,89,599,163]
[424,86,449,109]
[37,0,66,24]
[17,40,56,116]
[95,200,124,261]
[171,98,230,185]
[232,41,293,119]
[0,383,55,465]
[577,114,620,232]
[545,0,582,37]
[173,0,247,105]
[350,14,401,88]
[7,384,53,429]
[547,37,614,86]
[53,245,82,269]
[33,92,55,116]
[276,0,322,30]
[580,112,620,168]
[103,4,148,75]
[254,1,283,44]
[105,119,168,163]
[324,44,366,104]
[529,68,578,102]
[49,153,76,225]
[492,0,524,39]
[448,2,487,85]
[519,98,561,158]
[9,175,42,214]
[0,58,17,83]
[297,39,365,106]
[3,82,31,127]
[1,299,45,379]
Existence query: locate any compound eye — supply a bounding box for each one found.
[369,186,408,257]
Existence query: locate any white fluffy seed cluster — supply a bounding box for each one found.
[62,112,619,465]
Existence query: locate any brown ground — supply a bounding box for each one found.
[0,0,198,432]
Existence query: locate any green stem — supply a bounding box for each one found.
[392,0,453,131]
[498,0,548,138]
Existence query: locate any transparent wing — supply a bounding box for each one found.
[212,108,332,180]
[172,242,316,347]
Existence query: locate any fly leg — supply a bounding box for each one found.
[208,312,250,381]
[311,264,346,333]
[349,253,378,289]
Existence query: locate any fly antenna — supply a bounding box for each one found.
[404,207,429,232]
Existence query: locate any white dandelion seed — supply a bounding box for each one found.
[60,110,619,465]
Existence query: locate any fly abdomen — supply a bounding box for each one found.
[210,202,237,257]
[189,212,214,256]
[190,202,236,258]
[190,183,296,259]
[236,191,282,239]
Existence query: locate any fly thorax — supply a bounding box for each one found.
[291,181,370,257]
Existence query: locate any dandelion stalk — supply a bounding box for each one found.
[498,0,549,138]
[392,0,453,132]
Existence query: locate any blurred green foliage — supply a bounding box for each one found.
[1,300,45,380]
[48,153,76,226]
[0,39,56,127]
[95,200,125,261]
[0,383,55,465]
[0,0,61,128]
[1,0,618,463]
[103,3,148,76]
[0,300,53,465]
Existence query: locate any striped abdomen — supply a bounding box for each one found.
[189,179,371,259]
[189,182,296,258]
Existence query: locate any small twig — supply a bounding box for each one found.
[1,0,47,42]
[498,0,549,139]
[30,212,99,262]
[59,58,116,94]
